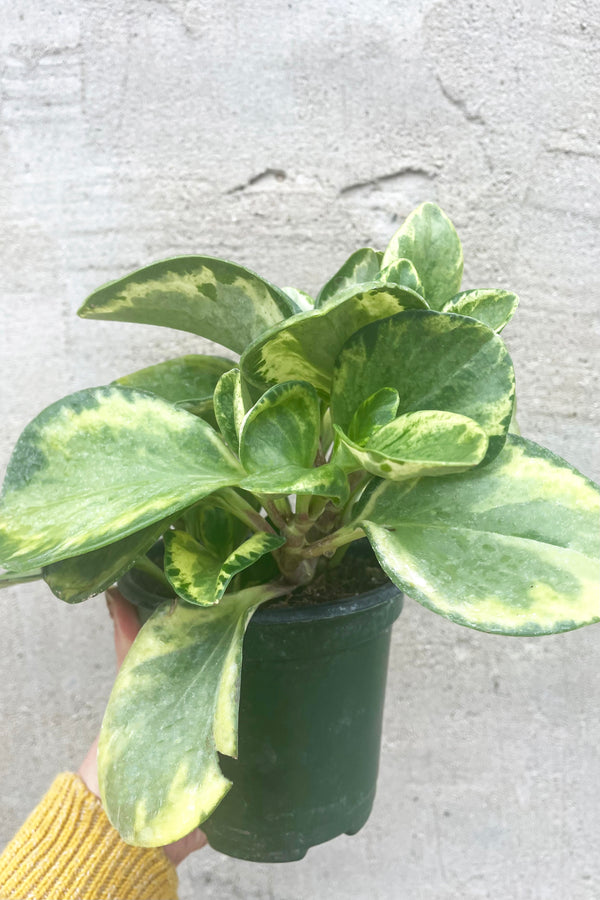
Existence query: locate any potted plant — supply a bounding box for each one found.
[0,202,598,862]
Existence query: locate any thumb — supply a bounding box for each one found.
[163,828,208,866]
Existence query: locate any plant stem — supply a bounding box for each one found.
[301,526,365,559]
[215,489,276,535]
[295,493,312,518]
[341,472,371,525]
[273,497,292,519]
[321,407,334,457]
[259,497,289,533]
[308,495,330,520]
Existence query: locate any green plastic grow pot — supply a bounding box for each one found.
[118,551,402,863]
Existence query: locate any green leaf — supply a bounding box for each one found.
[381,202,463,310]
[161,531,218,605]
[114,355,233,415]
[334,410,488,480]
[44,517,174,603]
[78,256,298,354]
[98,588,273,845]
[239,381,320,472]
[0,570,42,590]
[164,530,284,606]
[183,501,247,558]
[235,545,281,589]
[240,462,349,504]
[215,532,284,597]
[509,405,521,435]
[283,286,314,310]
[348,388,400,445]
[331,310,515,463]
[316,248,383,307]
[0,386,243,571]
[241,283,427,396]
[360,435,600,635]
[442,289,519,333]
[378,258,424,298]
[213,368,248,451]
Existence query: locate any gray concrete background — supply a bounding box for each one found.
[1,1,599,898]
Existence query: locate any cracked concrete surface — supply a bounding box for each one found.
[0,1,599,898]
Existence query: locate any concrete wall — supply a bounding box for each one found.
[1,1,598,897]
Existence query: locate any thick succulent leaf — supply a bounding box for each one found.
[0,387,243,571]
[334,410,488,480]
[183,502,247,558]
[348,388,400,445]
[213,368,248,451]
[283,286,314,310]
[78,256,298,354]
[240,463,349,504]
[235,546,281,589]
[360,435,600,635]
[216,532,285,598]
[98,589,268,845]
[115,355,233,412]
[378,258,424,297]
[164,531,221,606]
[0,570,42,590]
[241,283,427,395]
[173,397,215,419]
[381,202,463,309]
[44,517,174,604]
[164,529,283,606]
[316,248,383,307]
[331,310,515,462]
[239,381,320,472]
[443,289,519,333]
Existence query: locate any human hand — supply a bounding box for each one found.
[78,588,207,866]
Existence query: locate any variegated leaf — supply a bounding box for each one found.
[44,517,174,603]
[283,286,314,310]
[183,501,247,558]
[509,405,521,435]
[378,258,424,298]
[213,368,249,451]
[360,435,600,635]
[443,289,519,333]
[162,531,219,606]
[0,387,243,571]
[334,410,488,480]
[241,283,427,396]
[239,381,320,472]
[164,529,283,606]
[115,355,233,415]
[78,256,298,354]
[316,247,382,307]
[0,570,42,590]
[381,202,463,310]
[98,588,272,846]
[348,388,400,445]
[216,532,284,598]
[331,310,515,462]
[240,463,349,504]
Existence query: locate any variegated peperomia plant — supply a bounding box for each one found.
[0,202,598,847]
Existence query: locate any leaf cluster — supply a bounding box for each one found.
[0,202,597,846]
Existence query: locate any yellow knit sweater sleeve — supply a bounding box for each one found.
[0,773,178,900]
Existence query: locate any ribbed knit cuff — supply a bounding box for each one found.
[0,773,178,900]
